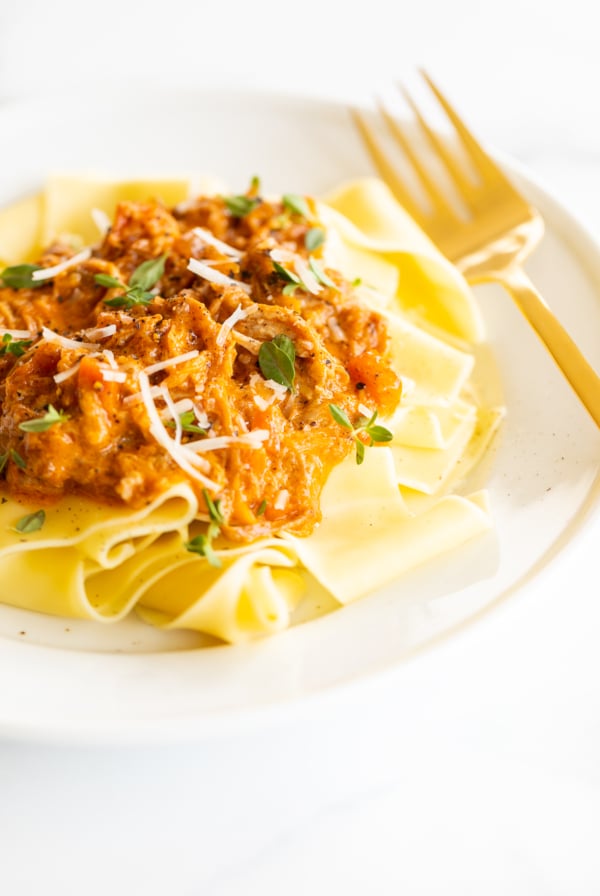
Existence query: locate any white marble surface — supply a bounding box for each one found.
[1,1,600,893]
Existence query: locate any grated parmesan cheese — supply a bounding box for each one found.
[32,248,92,282]
[293,257,321,295]
[263,378,288,400]
[192,227,243,259]
[42,326,99,352]
[253,394,270,411]
[187,258,251,295]
[216,305,250,347]
[274,489,289,510]
[53,362,82,384]
[327,317,346,342]
[123,384,162,406]
[100,368,127,383]
[192,403,211,430]
[143,350,199,377]
[159,385,183,444]
[159,398,194,420]
[0,328,36,340]
[82,324,117,340]
[184,429,269,454]
[231,330,262,354]
[91,208,111,236]
[100,349,118,369]
[270,248,295,264]
[138,371,218,489]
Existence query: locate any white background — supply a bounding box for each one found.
[0,1,599,893]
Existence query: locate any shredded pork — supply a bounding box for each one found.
[0,189,402,540]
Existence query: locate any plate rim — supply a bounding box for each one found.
[0,83,598,744]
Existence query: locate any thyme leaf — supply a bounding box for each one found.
[256,499,267,516]
[10,449,26,470]
[15,509,45,534]
[19,404,70,433]
[165,410,207,435]
[184,489,224,568]
[185,532,221,567]
[272,260,300,285]
[0,264,44,290]
[328,404,393,464]
[94,273,124,289]
[128,255,166,292]
[0,449,26,471]
[224,195,260,217]
[96,255,165,309]
[0,334,32,358]
[282,194,310,218]
[203,488,224,526]
[258,335,296,393]
[328,403,353,430]
[305,227,325,253]
[308,257,336,289]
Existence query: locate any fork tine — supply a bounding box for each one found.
[419,69,513,188]
[398,83,475,197]
[350,107,426,226]
[377,101,459,222]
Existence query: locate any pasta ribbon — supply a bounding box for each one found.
[0,175,504,642]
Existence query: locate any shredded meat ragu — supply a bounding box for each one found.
[0,192,402,541]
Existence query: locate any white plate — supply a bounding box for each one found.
[0,87,598,741]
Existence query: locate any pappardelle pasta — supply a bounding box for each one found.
[0,175,503,643]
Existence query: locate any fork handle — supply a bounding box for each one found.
[497,266,600,427]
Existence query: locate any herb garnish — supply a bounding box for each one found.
[258,335,296,393]
[256,499,267,516]
[0,264,44,290]
[14,509,45,534]
[224,194,260,218]
[19,404,69,433]
[0,449,26,473]
[328,404,393,464]
[272,261,299,286]
[309,257,336,289]
[283,194,310,218]
[184,488,224,568]
[272,260,303,297]
[10,449,26,470]
[305,227,325,253]
[165,410,207,436]
[0,333,32,358]
[95,255,166,309]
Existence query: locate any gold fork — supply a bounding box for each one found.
[352,71,600,427]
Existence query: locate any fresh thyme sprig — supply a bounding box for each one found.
[165,410,207,436]
[282,193,310,219]
[328,403,393,464]
[224,176,262,217]
[0,333,32,357]
[0,449,27,471]
[0,449,27,473]
[185,489,225,568]
[19,404,69,433]
[95,254,166,309]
